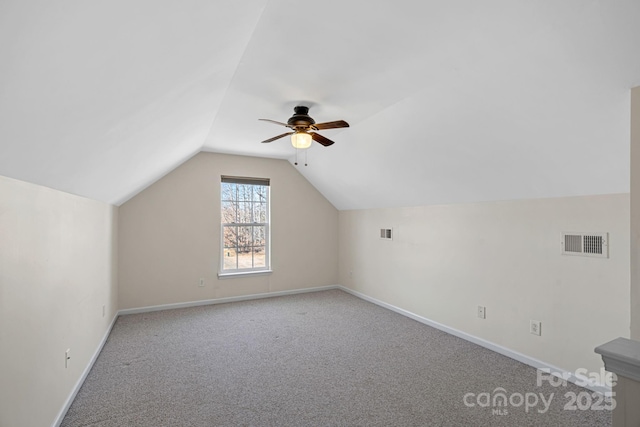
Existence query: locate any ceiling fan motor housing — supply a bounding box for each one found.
[287,106,315,129]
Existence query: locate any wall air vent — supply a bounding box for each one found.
[380,228,393,240]
[561,232,608,258]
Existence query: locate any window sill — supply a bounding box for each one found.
[217,270,273,279]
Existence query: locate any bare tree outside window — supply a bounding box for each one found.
[221,177,269,271]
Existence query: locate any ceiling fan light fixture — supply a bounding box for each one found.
[291,131,312,149]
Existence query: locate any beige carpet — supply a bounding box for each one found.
[62,289,611,426]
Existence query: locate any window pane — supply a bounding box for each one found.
[253,226,265,247]
[221,183,236,201]
[223,226,237,248]
[253,247,266,268]
[237,184,253,202]
[237,202,252,224]
[253,203,266,223]
[254,186,267,202]
[237,226,253,251]
[237,250,253,269]
[223,248,237,270]
[221,201,236,223]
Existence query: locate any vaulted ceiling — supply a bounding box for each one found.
[1,1,639,209]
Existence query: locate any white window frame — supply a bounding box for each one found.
[218,176,271,278]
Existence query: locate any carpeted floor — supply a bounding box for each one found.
[62,289,611,426]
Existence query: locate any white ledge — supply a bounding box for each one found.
[595,337,640,382]
[217,269,273,279]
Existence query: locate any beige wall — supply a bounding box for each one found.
[631,86,640,340]
[0,176,118,427]
[118,152,338,309]
[339,194,630,376]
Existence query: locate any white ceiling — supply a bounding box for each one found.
[1,1,639,209]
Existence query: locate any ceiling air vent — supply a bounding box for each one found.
[380,228,393,240]
[561,232,608,258]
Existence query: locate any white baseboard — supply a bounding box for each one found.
[118,285,340,315]
[336,285,611,395]
[52,312,119,427]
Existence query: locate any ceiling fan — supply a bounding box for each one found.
[260,106,349,149]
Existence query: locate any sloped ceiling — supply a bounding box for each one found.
[1,1,639,209]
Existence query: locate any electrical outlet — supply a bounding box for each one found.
[198,278,205,287]
[349,271,353,278]
[102,305,106,317]
[530,320,542,336]
[65,349,71,368]
[477,306,486,319]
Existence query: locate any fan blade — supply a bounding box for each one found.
[259,119,290,127]
[311,132,335,147]
[262,132,293,143]
[312,120,349,130]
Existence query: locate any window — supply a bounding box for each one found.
[220,176,270,274]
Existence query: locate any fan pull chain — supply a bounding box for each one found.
[293,148,308,167]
